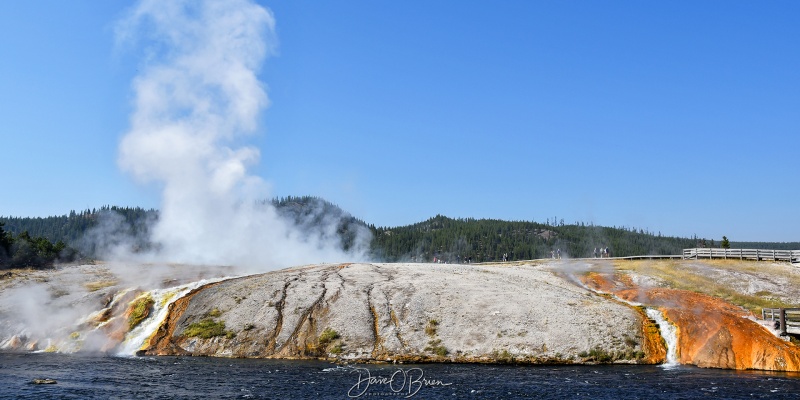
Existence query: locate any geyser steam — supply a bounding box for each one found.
[0,0,370,356]
[115,0,369,270]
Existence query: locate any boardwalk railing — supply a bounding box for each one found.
[762,308,800,335]
[683,248,800,263]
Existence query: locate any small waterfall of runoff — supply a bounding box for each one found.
[0,277,232,355]
[646,308,679,367]
[562,270,681,367]
[116,277,228,356]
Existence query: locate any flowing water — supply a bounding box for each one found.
[115,277,228,356]
[2,353,800,399]
[570,271,681,368]
[0,277,231,356]
[646,308,680,367]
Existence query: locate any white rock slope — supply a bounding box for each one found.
[145,263,646,363]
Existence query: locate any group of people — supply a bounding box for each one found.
[432,255,472,264]
[550,249,562,259]
[593,247,611,258]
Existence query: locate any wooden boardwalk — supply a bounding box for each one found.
[490,248,799,264]
[682,248,800,263]
[763,308,800,336]
[611,249,800,263]
[616,254,683,260]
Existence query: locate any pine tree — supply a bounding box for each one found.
[0,222,14,264]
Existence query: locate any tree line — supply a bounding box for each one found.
[0,206,154,270]
[0,222,77,269]
[368,215,700,262]
[2,198,798,267]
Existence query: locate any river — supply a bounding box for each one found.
[2,353,800,399]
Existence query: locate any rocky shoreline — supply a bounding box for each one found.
[2,260,800,371]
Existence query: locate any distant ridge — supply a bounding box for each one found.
[2,197,798,262]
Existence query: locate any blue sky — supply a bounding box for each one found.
[1,1,798,242]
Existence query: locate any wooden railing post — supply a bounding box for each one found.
[780,308,787,336]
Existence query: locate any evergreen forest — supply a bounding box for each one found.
[0,222,76,270]
[2,196,798,269]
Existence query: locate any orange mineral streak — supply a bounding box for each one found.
[582,272,665,364]
[635,306,668,364]
[615,288,800,371]
[142,281,226,356]
[583,272,616,292]
[89,289,143,352]
[582,272,800,371]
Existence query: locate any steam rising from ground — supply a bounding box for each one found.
[1,0,371,354]
[113,0,369,271]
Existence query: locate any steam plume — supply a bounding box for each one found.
[0,1,371,353]
[114,0,369,270]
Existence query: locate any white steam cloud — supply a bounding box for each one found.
[114,0,369,270]
[0,0,373,354]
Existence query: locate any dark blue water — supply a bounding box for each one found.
[2,354,800,399]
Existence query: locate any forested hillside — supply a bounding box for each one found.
[0,222,77,269]
[369,215,698,262]
[2,197,797,265]
[0,206,155,247]
[271,196,369,252]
